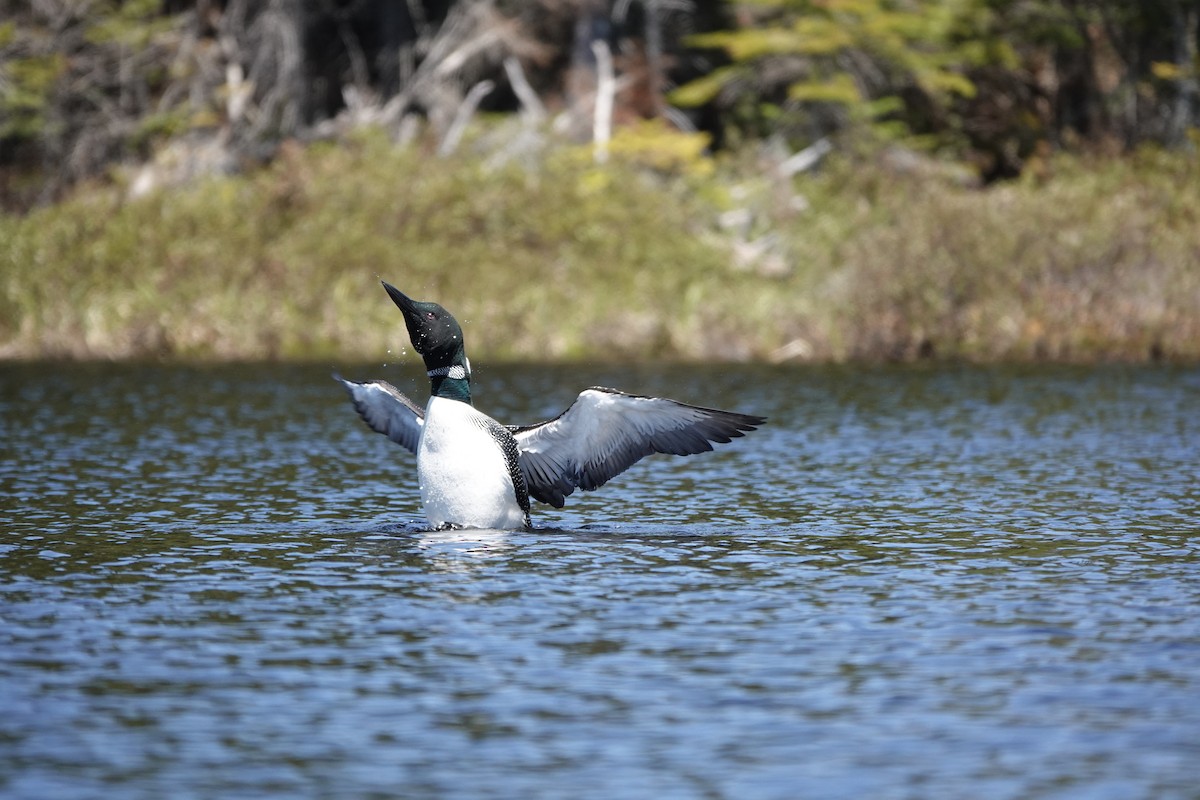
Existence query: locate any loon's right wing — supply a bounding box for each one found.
[334,375,424,455]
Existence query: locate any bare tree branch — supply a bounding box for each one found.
[438,78,495,155]
[504,55,545,123]
[592,38,614,163]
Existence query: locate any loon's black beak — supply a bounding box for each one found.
[382,281,418,316]
[382,280,436,354]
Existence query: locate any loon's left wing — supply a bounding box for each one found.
[334,375,424,455]
[510,387,765,508]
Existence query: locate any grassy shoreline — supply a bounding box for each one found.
[3,132,1198,364]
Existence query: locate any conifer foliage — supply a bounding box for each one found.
[1,0,1197,207]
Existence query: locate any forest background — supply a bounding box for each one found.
[2,0,1198,362]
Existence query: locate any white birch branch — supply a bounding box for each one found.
[591,39,614,164]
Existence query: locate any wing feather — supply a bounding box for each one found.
[512,387,765,507]
[334,375,424,454]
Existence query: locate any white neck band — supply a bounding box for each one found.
[427,364,469,380]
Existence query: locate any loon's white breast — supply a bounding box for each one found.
[417,396,529,530]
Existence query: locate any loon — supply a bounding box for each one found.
[336,281,765,530]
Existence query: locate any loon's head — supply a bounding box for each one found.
[381,282,467,371]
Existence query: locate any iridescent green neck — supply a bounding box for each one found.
[426,357,472,404]
[429,373,472,404]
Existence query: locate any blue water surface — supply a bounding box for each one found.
[1,362,1198,799]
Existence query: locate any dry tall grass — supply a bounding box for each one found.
[2,133,1197,362]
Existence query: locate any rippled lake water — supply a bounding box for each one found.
[2,361,1199,799]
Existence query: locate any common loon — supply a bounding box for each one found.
[336,281,765,530]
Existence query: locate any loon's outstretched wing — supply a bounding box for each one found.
[511,387,765,508]
[334,375,424,455]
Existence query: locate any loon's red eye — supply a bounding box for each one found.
[425,311,436,320]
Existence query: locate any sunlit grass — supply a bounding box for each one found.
[2,130,1197,362]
